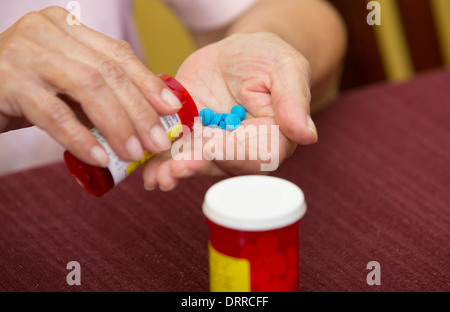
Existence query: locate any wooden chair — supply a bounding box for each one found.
[134,0,450,92]
[328,0,450,90]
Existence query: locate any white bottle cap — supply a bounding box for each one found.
[202,175,307,231]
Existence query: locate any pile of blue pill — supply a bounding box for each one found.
[199,105,246,131]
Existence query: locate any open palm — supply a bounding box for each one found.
[142,32,317,191]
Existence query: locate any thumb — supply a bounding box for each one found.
[270,57,318,145]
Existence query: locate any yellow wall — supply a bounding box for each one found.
[133,0,195,77]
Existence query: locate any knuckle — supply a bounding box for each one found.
[16,11,47,29]
[98,59,127,84]
[0,35,33,62]
[111,40,135,60]
[131,100,155,123]
[52,118,87,148]
[40,6,69,19]
[45,101,74,125]
[279,52,311,87]
[81,70,106,92]
[0,41,17,63]
[64,123,88,145]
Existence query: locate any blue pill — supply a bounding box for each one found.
[199,108,214,126]
[210,113,222,127]
[225,114,241,130]
[220,113,229,122]
[219,120,227,130]
[230,105,246,121]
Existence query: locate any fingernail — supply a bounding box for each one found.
[144,184,156,191]
[307,115,318,143]
[159,181,178,192]
[161,88,182,110]
[126,136,145,161]
[90,145,110,167]
[150,125,172,151]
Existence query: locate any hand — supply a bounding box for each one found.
[0,6,182,167]
[142,32,318,191]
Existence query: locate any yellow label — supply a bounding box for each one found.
[168,123,183,141]
[126,151,156,176]
[209,243,250,292]
[125,121,182,176]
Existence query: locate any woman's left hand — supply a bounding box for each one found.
[142,32,318,191]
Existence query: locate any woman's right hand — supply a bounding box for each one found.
[0,6,181,167]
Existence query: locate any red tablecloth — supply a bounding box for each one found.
[1,69,449,292]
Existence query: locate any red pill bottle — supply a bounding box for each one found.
[64,74,198,197]
[202,175,307,292]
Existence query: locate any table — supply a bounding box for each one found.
[1,68,449,292]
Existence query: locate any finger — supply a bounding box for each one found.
[155,160,179,192]
[157,157,224,191]
[28,12,173,153]
[13,79,109,167]
[29,43,139,162]
[39,7,182,115]
[209,117,293,175]
[142,137,225,191]
[88,58,173,154]
[142,152,171,191]
[270,55,318,145]
[164,118,287,179]
[171,157,224,178]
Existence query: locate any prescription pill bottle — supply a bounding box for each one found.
[202,175,307,292]
[64,74,198,197]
